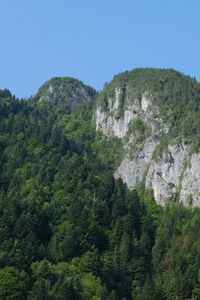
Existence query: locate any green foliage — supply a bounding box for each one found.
[152,134,168,160]
[190,136,200,154]
[36,77,97,109]
[48,221,81,262]
[0,267,29,300]
[1,68,200,299]
[128,118,150,145]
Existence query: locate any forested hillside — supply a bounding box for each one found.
[0,72,200,299]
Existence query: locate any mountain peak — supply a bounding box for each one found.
[95,67,200,206]
[35,76,97,109]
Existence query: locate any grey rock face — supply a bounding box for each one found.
[146,143,189,205]
[95,85,200,206]
[180,153,200,206]
[95,89,140,139]
[115,137,157,188]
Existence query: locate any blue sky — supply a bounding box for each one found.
[0,0,200,98]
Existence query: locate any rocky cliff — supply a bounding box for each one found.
[94,68,200,206]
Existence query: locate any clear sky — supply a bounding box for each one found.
[0,0,200,98]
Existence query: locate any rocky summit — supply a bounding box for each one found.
[94,68,200,206]
[36,76,97,111]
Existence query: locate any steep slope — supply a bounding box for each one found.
[94,68,200,206]
[0,83,157,299]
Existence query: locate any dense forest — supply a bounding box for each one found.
[0,71,200,300]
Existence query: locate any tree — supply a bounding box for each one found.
[0,267,29,300]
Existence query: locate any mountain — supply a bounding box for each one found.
[0,70,200,299]
[35,76,97,112]
[94,68,200,206]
